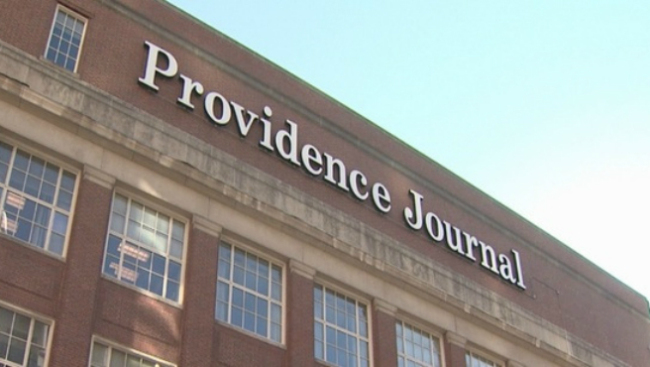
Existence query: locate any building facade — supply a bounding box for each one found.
[0,1,648,366]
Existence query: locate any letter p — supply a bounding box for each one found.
[138,41,178,91]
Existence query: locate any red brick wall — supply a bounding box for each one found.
[0,236,63,316]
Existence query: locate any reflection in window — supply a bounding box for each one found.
[102,193,185,303]
[0,141,76,256]
[0,305,50,367]
[45,6,87,72]
[314,284,369,367]
[215,242,283,343]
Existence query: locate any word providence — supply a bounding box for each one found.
[138,41,526,290]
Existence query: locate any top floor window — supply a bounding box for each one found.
[314,284,370,367]
[396,321,442,367]
[102,193,186,303]
[45,6,87,72]
[0,141,77,256]
[215,242,283,343]
[466,351,500,367]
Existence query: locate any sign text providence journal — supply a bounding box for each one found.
[138,40,526,290]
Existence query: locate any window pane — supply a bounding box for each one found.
[0,163,8,183]
[56,190,72,211]
[31,322,49,347]
[91,342,107,366]
[8,338,26,364]
[126,354,140,367]
[109,350,126,367]
[27,345,46,367]
[166,280,179,301]
[13,314,30,340]
[0,142,12,164]
[0,333,8,358]
[0,308,12,333]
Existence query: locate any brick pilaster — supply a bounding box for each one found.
[179,216,222,366]
[444,331,468,367]
[48,166,114,366]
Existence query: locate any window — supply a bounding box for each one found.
[90,340,174,367]
[102,193,185,303]
[396,321,441,367]
[45,6,87,72]
[215,243,283,343]
[314,284,369,367]
[0,141,77,256]
[0,305,50,367]
[465,351,499,367]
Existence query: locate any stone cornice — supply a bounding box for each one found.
[192,215,223,239]
[289,259,316,280]
[83,165,116,189]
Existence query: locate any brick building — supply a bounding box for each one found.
[0,1,648,366]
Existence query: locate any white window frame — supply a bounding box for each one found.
[101,191,188,305]
[44,5,88,73]
[0,138,78,258]
[396,320,443,367]
[89,337,175,367]
[314,283,372,367]
[465,350,502,367]
[215,240,285,344]
[0,301,54,367]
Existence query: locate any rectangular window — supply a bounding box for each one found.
[314,284,369,367]
[102,193,186,303]
[465,351,499,367]
[0,305,50,367]
[0,140,77,256]
[215,242,283,343]
[45,6,87,72]
[396,321,441,367]
[90,340,174,367]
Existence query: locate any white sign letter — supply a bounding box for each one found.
[138,41,178,91]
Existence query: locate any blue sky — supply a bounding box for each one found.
[166,1,650,303]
